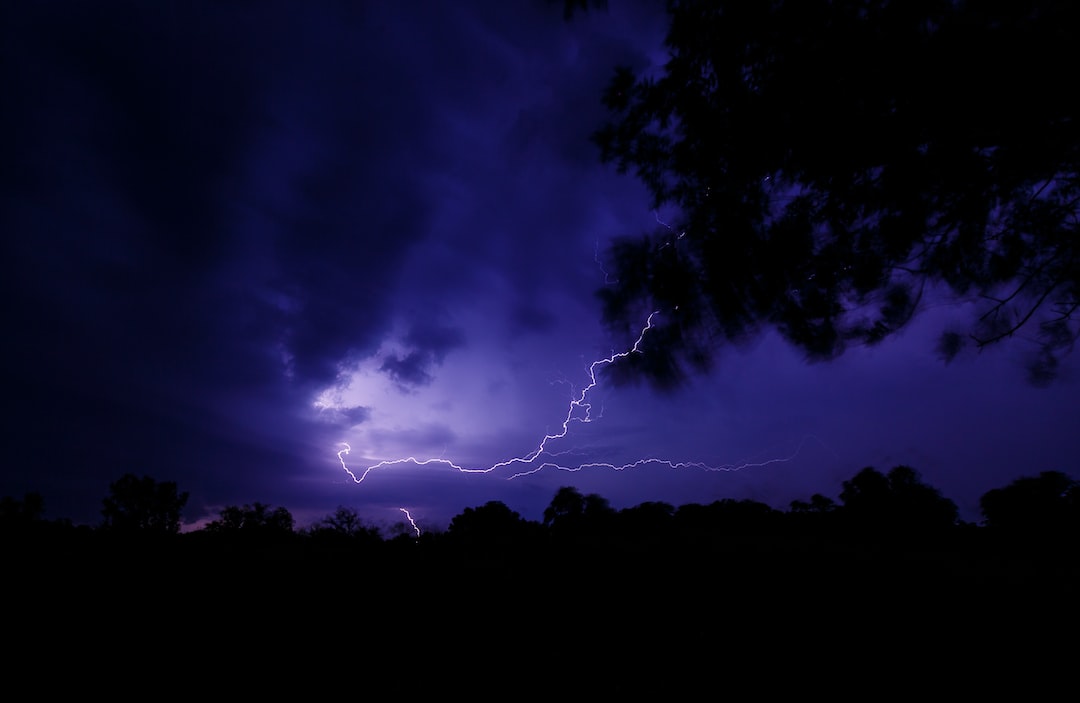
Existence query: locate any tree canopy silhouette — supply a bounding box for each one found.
[101,474,188,535]
[205,502,295,536]
[542,486,617,541]
[1,492,45,527]
[307,505,381,546]
[839,465,958,534]
[980,470,1079,535]
[447,500,538,550]
[593,0,1080,385]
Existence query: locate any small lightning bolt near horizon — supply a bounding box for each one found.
[399,507,420,539]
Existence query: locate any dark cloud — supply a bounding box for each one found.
[381,351,437,388]
[380,322,466,389]
[316,405,373,428]
[0,1,448,520]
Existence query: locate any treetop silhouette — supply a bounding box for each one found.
[593,0,1080,385]
[100,473,188,535]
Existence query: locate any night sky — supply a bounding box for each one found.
[3,1,1078,533]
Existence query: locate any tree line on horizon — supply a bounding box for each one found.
[3,465,1078,552]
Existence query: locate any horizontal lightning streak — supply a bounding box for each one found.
[504,434,821,479]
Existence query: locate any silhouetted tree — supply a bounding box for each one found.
[672,499,784,546]
[980,471,1079,535]
[542,486,617,542]
[787,493,840,535]
[839,466,958,535]
[789,494,837,514]
[840,467,891,510]
[583,492,616,521]
[0,492,45,528]
[593,0,1080,385]
[204,502,294,536]
[617,501,675,543]
[307,506,381,545]
[543,486,585,527]
[706,498,782,536]
[101,474,188,534]
[447,500,536,550]
[671,501,712,533]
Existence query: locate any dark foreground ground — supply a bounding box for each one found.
[6,527,1076,693]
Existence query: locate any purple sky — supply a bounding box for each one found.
[3,1,1078,533]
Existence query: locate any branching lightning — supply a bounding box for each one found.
[332,213,826,509]
[338,312,661,483]
[335,310,821,486]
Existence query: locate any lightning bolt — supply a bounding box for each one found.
[333,213,827,494]
[338,311,659,482]
[503,434,824,479]
[595,238,616,284]
[654,209,686,245]
[335,311,824,484]
[399,507,421,539]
